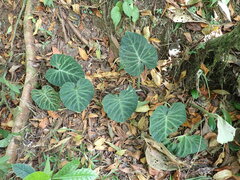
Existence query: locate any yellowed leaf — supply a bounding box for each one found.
[136,174,147,180]
[149,37,161,43]
[88,113,98,118]
[136,104,150,113]
[143,26,150,40]
[78,47,89,60]
[141,10,152,16]
[94,137,105,147]
[33,18,42,35]
[212,89,230,95]
[72,4,80,14]
[150,69,163,86]
[137,116,148,131]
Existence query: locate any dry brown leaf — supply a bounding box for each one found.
[47,111,59,119]
[39,117,49,129]
[78,47,89,60]
[183,32,192,43]
[136,174,147,180]
[234,15,240,21]
[200,63,209,75]
[33,18,42,35]
[137,116,149,131]
[52,46,61,54]
[140,10,152,16]
[46,137,71,151]
[214,152,225,166]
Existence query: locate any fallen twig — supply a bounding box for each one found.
[59,8,89,46]
[6,0,37,163]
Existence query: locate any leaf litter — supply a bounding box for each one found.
[0,0,240,179]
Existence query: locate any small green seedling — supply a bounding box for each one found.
[111,0,139,27]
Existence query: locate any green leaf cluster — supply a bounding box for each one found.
[31,54,94,113]
[150,103,207,157]
[12,159,98,180]
[111,0,139,27]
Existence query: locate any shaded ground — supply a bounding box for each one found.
[0,0,240,179]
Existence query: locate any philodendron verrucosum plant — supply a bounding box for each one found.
[31,32,210,158]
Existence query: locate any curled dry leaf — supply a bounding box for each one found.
[150,69,163,86]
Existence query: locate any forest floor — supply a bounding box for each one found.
[0,0,240,179]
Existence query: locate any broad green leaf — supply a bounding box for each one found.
[24,171,50,180]
[150,102,186,142]
[45,54,85,87]
[0,134,13,147]
[53,168,98,180]
[53,160,80,178]
[12,163,35,179]
[111,6,122,27]
[102,87,138,122]
[120,32,158,76]
[60,78,94,113]
[31,85,61,111]
[216,115,236,144]
[167,135,207,157]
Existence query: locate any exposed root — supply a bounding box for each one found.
[6,0,37,163]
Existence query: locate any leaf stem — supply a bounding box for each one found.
[137,76,141,89]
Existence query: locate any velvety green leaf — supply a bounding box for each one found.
[120,32,158,76]
[167,135,207,157]
[53,160,80,178]
[24,171,50,180]
[150,102,186,142]
[31,85,61,111]
[60,79,94,112]
[102,87,138,122]
[0,129,10,138]
[45,54,85,87]
[111,6,122,27]
[12,163,35,179]
[53,168,98,180]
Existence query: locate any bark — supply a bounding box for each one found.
[181,23,240,92]
[6,0,37,163]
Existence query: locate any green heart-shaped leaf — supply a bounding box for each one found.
[120,32,158,76]
[166,135,207,157]
[31,85,61,111]
[45,54,85,87]
[102,87,138,122]
[150,102,186,142]
[60,78,94,113]
[111,6,122,27]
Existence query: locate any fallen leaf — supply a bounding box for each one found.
[33,18,42,35]
[143,26,150,40]
[39,117,49,129]
[137,116,149,131]
[149,37,161,43]
[183,32,192,43]
[47,111,59,119]
[78,47,89,60]
[46,137,71,151]
[213,169,233,180]
[150,69,163,86]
